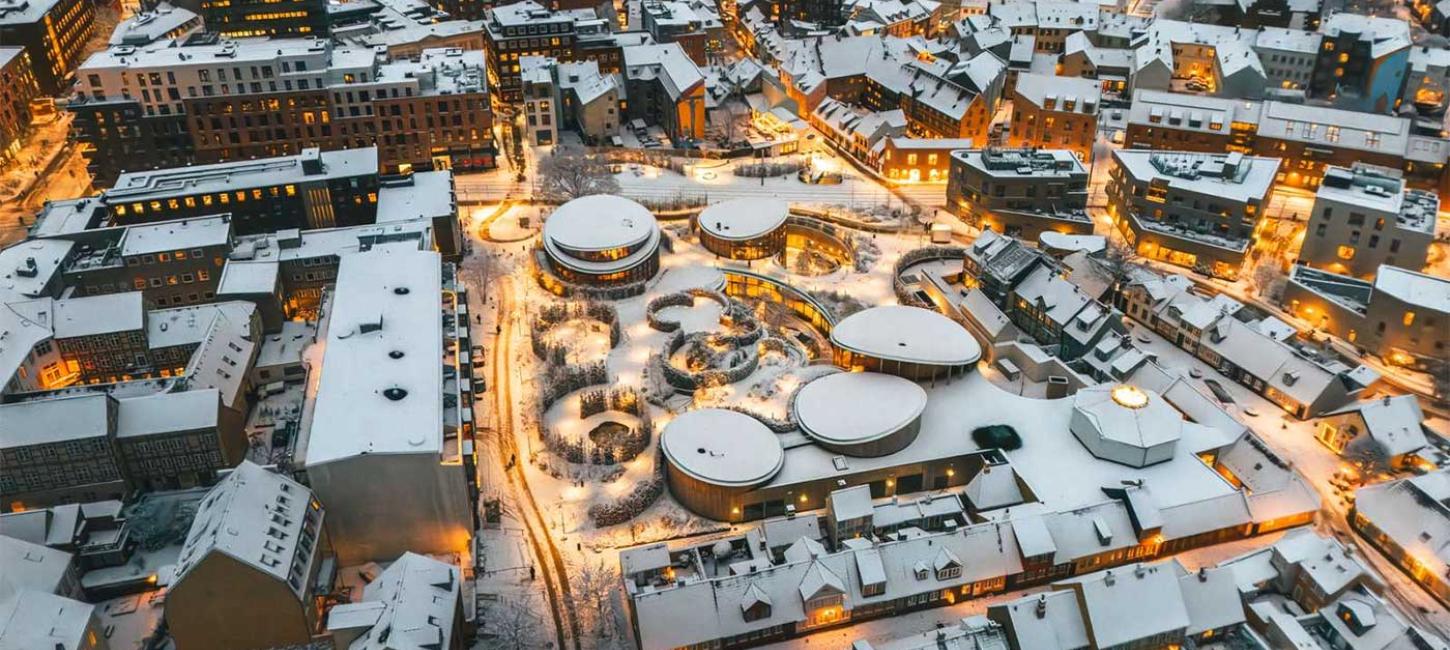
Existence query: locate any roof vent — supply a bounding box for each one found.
[394,286,411,295]
[383,387,408,401]
[388,350,405,359]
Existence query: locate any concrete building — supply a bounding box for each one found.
[298,244,474,564]
[1008,73,1101,162]
[165,461,333,650]
[482,1,626,102]
[1299,165,1438,279]
[61,215,233,309]
[200,0,327,38]
[1123,89,1450,193]
[948,148,1091,240]
[1253,27,1321,94]
[1283,264,1449,368]
[70,39,493,186]
[0,0,93,95]
[0,47,40,164]
[1108,150,1280,280]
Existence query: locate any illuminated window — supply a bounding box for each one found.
[1403,311,1416,326]
[1336,246,1355,260]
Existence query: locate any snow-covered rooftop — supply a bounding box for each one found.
[545,194,658,252]
[304,244,445,465]
[697,198,789,241]
[660,409,784,487]
[794,371,926,449]
[830,305,982,367]
[172,461,319,596]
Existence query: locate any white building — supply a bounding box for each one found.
[326,552,464,649]
[298,244,473,564]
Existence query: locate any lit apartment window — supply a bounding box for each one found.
[1336,246,1355,260]
[1403,311,1416,326]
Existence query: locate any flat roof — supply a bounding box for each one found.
[304,244,445,465]
[697,198,789,241]
[106,148,377,204]
[543,194,657,252]
[794,372,926,447]
[376,171,454,222]
[831,305,982,367]
[53,292,145,339]
[660,409,784,487]
[217,259,280,296]
[0,394,112,449]
[116,389,220,438]
[120,215,232,257]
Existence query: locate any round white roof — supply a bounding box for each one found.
[698,198,789,241]
[660,409,784,487]
[543,195,657,252]
[831,305,982,366]
[795,372,926,447]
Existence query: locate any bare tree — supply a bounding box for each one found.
[485,595,545,650]
[539,145,621,203]
[571,557,620,639]
[1097,239,1139,305]
[1251,258,1288,302]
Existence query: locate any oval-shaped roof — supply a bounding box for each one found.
[660,409,784,487]
[795,372,926,447]
[543,194,657,252]
[698,198,789,241]
[831,305,982,366]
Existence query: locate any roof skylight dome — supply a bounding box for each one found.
[1110,384,1149,409]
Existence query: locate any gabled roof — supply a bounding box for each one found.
[798,561,846,601]
[740,583,772,612]
[1323,395,1427,457]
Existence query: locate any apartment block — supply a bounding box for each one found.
[1009,73,1100,162]
[1284,264,1448,367]
[483,1,625,102]
[70,38,494,185]
[200,0,327,38]
[0,47,41,163]
[0,0,94,95]
[62,215,233,308]
[1299,165,1437,279]
[1108,150,1279,279]
[948,148,1091,239]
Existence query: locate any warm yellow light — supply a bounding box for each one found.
[799,494,808,503]
[1111,385,1149,409]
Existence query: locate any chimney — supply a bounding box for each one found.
[1035,594,1047,618]
[1103,570,1115,586]
[1197,567,1208,582]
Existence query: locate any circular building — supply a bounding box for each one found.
[542,195,661,286]
[696,198,789,260]
[794,372,927,457]
[660,408,785,521]
[830,305,982,380]
[1068,384,1182,468]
